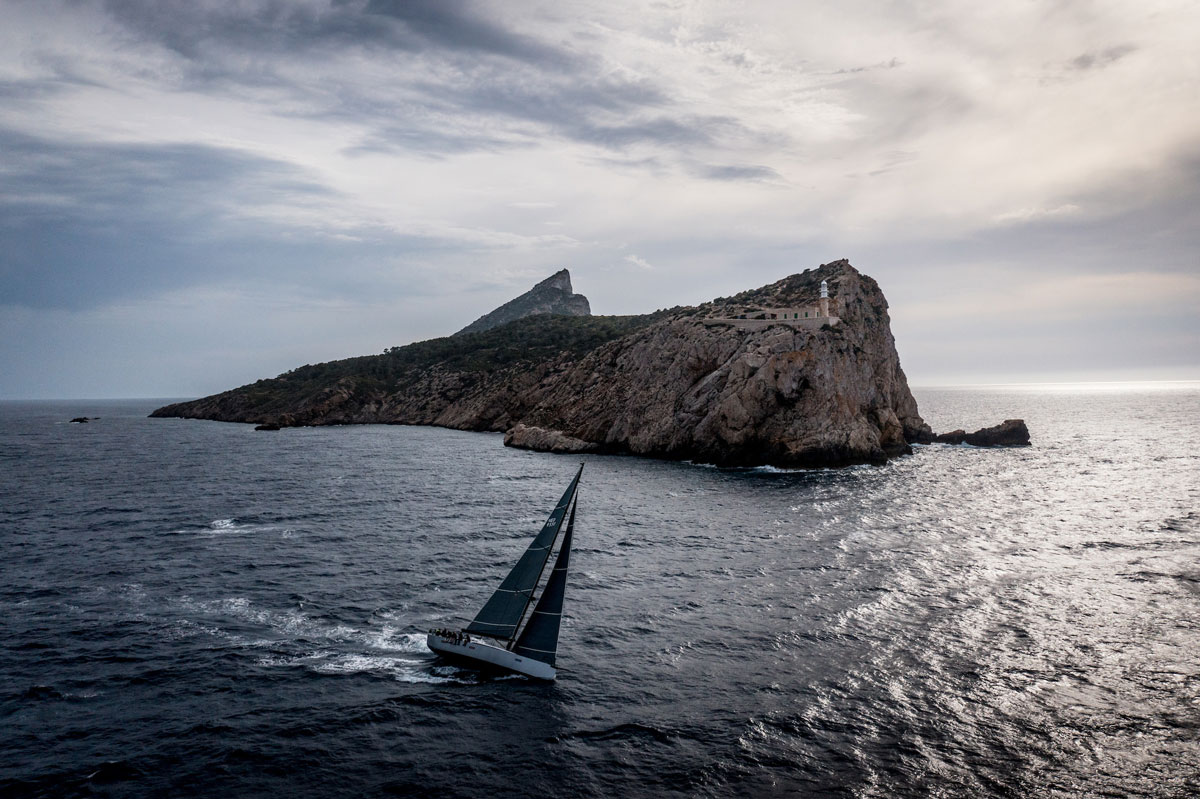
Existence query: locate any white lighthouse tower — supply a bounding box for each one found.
[819,279,830,317]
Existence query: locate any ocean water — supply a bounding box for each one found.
[1,385,1197,798]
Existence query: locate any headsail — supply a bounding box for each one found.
[465,465,582,640]
[513,499,574,665]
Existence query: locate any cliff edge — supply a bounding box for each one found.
[505,260,929,465]
[152,260,933,468]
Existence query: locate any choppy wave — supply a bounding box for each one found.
[2,391,1198,798]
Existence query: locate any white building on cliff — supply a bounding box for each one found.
[704,280,841,330]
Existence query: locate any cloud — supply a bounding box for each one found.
[1,0,1198,395]
[994,204,1082,225]
[831,57,902,75]
[363,0,579,66]
[0,127,335,308]
[1068,45,1137,71]
[87,0,697,158]
[899,271,1200,325]
[98,0,579,69]
[695,163,782,182]
[0,125,581,311]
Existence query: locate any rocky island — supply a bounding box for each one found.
[151,260,1024,467]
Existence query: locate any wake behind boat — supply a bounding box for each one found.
[427,464,582,681]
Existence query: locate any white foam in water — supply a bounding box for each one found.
[255,650,335,668]
[327,624,359,640]
[396,631,434,653]
[364,627,428,653]
[180,593,455,683]
[178,595,323,640]
[163,618,223,641]
[311,653,421,674]
[204,518,281,535]
[302,651,472,685]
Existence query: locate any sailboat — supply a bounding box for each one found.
[426,464,582,681]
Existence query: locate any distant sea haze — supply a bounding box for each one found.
[1,384,1197,797]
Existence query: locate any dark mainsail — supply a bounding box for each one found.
[513,500,574,665]
[465,466,582,641]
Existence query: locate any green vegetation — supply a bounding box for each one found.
[237,311,670,403]
[380,311,668,374]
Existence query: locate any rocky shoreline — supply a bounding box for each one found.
[151,260,1028,468]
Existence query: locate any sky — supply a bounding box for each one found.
[1,0,1198,399]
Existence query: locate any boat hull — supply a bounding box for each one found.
[426,634,556,681]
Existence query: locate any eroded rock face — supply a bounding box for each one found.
[933,419,1030,447]
[152,260,935,468]
[504,424,599,453]
[507,261,929,466]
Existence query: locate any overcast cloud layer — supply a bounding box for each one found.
[2,0,1197,398]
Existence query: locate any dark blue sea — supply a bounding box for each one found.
[2,385,1198,798]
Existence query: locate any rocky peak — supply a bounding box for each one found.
[541,268,573,293]
[454,269,591,337]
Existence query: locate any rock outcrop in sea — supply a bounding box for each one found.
[933,420,1030,447]
[152,260,959,468]
[454,268,590,336]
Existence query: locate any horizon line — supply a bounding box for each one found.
[5,378,1200,403]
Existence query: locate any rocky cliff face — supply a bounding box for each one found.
[454,269,590,336]
[506,261,928,465]
[152,260,933,468]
